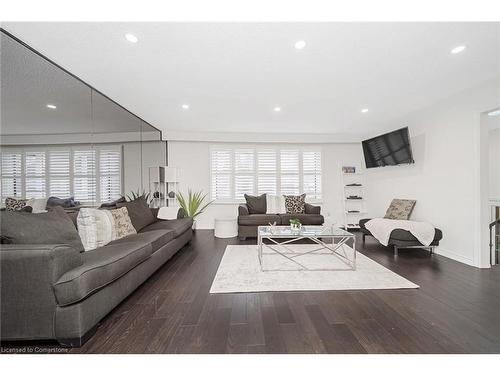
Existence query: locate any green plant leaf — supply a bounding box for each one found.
[175,189,212,218]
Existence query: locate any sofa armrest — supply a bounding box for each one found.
[238,204,249,216]
[0,244,83,340]
[304,203,321,215]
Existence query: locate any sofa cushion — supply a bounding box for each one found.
[53,240,152,306]
[238,214,281,226]
[109,229,174,253]
[0,206,85,252]
[116,197,155,231]
[140,218,193,238]
[244,194,267,214]
[279,214,324,225]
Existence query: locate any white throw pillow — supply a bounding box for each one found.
[157,206,178,220]
[266,194,287,214]
[26,197,48,213]
[77,208,115,251]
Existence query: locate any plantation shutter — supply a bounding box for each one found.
[0,152,23,199]
[99,149,122,203]
[211,149,232,200]
[48,150,71,197]
[25,151,46,198]
[280,150,300,195]
[210,146,322,201]
[234,149,254,199]
[302,151,322,199]
[256,150,277,195]
[73,150,96,204]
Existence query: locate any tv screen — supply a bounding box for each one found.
[362,127,414,169]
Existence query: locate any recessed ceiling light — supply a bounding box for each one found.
[274,107,282,112]
[450,45,466,54]
[182,104,189,110]
[294,40,306,50]
[361,108,369,113]
[125,33,138,43]
[46,104,57,109]
[487,109,500,117]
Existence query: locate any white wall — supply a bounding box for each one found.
[168,141,362,229]
[489,129,500,201]
[364,80,499,267]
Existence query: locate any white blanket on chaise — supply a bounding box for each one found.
[364,218,436,247]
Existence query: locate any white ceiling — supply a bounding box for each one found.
[2,22,500,139]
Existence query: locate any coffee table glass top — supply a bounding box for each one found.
[258,225,353,238]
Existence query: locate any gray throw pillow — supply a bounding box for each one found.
[116,197,155,231]
[244,194,267,214]
[0,206,85,252]
[284,194,306,214]
[384,199,416,220]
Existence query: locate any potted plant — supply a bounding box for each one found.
[176,189,213,230]
[290,218,302,231]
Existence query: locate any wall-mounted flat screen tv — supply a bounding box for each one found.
[362,127,414,169]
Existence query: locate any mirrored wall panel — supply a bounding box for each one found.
[0,31,165,208]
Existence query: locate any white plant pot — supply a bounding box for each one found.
[192,220,197,231]
[290,223,302,231]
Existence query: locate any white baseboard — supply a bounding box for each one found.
[434,247,475,267]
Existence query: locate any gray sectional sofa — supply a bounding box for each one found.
[238,203,324,239]
[0,207,192,347]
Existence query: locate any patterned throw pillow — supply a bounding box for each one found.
[384,199,416,220]
[284,194,306,214]
[5,197,29,211]
[77,208,115,251]
[108,207,137,240]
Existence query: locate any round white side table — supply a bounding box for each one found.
[214,217,238,238]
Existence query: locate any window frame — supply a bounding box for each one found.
[209,144,322,204]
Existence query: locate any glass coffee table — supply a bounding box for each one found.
[257,225,356,271]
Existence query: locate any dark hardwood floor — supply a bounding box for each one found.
[5,230,500,353]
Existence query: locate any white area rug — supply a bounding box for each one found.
[210,244,418,293]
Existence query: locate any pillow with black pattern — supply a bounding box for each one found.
[5,197,29,211]
[283,194,306,214]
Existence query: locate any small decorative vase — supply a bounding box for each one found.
[290,223,302,231]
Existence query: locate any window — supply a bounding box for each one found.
[210,146,322,201]
[0,146,122,205]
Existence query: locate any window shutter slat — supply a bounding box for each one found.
[99,149,121,202]
[49,150,71,197]
[211,150,232,200]
[25,151,46,198]
[73,150,96,203]
[1,152,23,199]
